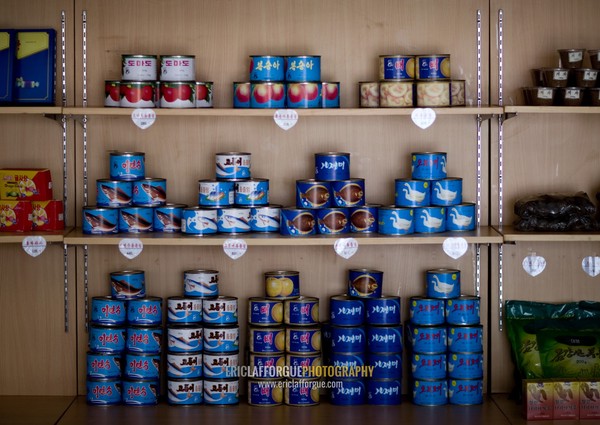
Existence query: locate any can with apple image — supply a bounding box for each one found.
[196,81,213,108]
[233,82,251,108]
[160,81,195,108]
[119,81,156,108]
[104,80,120,107]
[286,82,321,108]
[322,82,340,108]
[250,82,286,108]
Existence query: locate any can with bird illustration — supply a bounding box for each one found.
[414,206,446,233]
[124,352,161,380]
[411,352,447,380]
[348,269,383,298]
[217,207,251,233]
[153,203,185,233]
[377,206,414,235]
[426,269,460,299]
[331,178,365,207]
[203,296,238,325]
[234,178,269,206]
[183,269,219,298]
[280,208,316,236]
[166,352,203,379]
[395,179,430,207]
[296,179,332,209]
[430,178,462,206]
[167,324,203,353]
[82,206,119,235]
[126,326,163,354]
[250,204,281,232]
[110,270,146,300]
[198,179,234,207]
[132,178,167,206]
[412,379,448,406]
[122,379,160,405]
[181,207,218,236]
[118,206,154,233]
[445,296,480,326]
[167,297,203,324]
[316,207,350,234]
[411,152,447,181]
[445,203,476,231]
[109,151,145,181]
[447,352,484,379]
[127,297,163,326]
[96,179,132,207]
[406,323,447,354]
[215,152,251,180]
[315,152,350,181]
[167,377,203,405]
[350,204,379,233]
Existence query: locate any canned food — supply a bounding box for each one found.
[296,179,331,209]
[109,151,145,181]
[248,298,283,326]
[203,352,239,379]
[286,327,321,354]
[416,55,451,80]
[250,82,285,108]
[122,379,159,405]
[167,324,203,353]
[88,325,126,353]
[285,55,321,82]
[330,326,366,353]
[279,208,316,236]
[250,204,281,233]
[181,207,218,236]
[126,326,162,354]
[154,203,185,232]
[160,81,195,108]
[217,207,251,233]
[367,325,403,354]
[395,179,430,207]
[426,269,460,299]
[86,352,122,379]
[409,297,445,326]
[446,203,476,231]
[349,204,379,233]
[264,270,299,299]
[379,81,414,107]
[86,378,122,405]
[414,206,446,233]
[447,325,483,353]
[122,54,157,81]
[82,206,119,235]
[110,270,145,300]
[365,296,400,326]
[322,82,340,108]
[285,379,320,406]
[248,327,285,354]
[367,379,401,405]
[284,297,319,326]
[331,179,365,207]
[249,55,284,82]
[118,206,154,233]
[315,152,350,181]
[215,152,251,180]
[411,352,446,380]
[286,82,321,108]
[167,378,203,405]
[203,378,239,405]
[407,323,447,354]
[446,296,480,326]
[316,207,349,234]
[203,326,239,353]
[286,354,321,378]
[330,379,367,405]
[203,296,238,325]
[183,269,219,298]
[127,297,163,326]
[234,178,269,206]
[411,152,447,181]
[233,82,251,108]
[412,379,448,406]
[198,179,234,207]
[132,178,166,206]
[96,179,132,207]
[248,379,284,406]
[160,55,195,81]
[448,378,483,405]
[377,206,414,235]
[104,80,121,107]
[167,297,202,324]
[379,55,415,80]
[90,296,126,326]
[368,353,402,380]
[119,81,156,108]
[451,80,466,106]
[431,178,462,206]
[329,295,364,327]
[359,81,379,107]
[247,353,285,379]
[447,352,484,379]
[196,81,213,108]
[124,352,161,380]
[167,352,203,379]
[348,268,383,298]
[416,81,451,107]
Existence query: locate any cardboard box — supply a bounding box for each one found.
[553,381,579,420]
[0,200,33,232]
[580,381,600,420]
[0,29,15,103]
[32,200,64,231]
[523,380,553,421]
[0,168,53,201]
[13,29,56,105]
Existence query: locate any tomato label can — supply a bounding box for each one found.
[409,297,445,326]
[90,296,126,326]
[109,151,145,181]
[154,203,184,233]
[367,379,401,405]
[296,179,331,209]
[250,204,281,233]
[448,379,483,405]
[446,203,476,231]
[181,207,218,236]
[348,268,383,298]
[330,379,367,405]
[280,208,316,236]
[203,296,238,325]
[329,295,364,327]
[87,352,122,379]
[203,352,239,379]
[331,179,365,207]
[167,352,203,379]
[248,327,285,354]
[122,54,157,81]
[167,297,202,324]
[447,352,484,379]
[407,323,447,354]
[365,296,400,326]
[447,325,483,353]
[168,378,203,405]
[96,179,132,207]
[119,81,156,108]
[110,270,145,300]
[248,379,284,406]
[322,82,340,108]
[330,326,366,353]
[249,298,283,326]
[431,178,462,206]
[132,178,166,206]
[367,325,403,354]
[196,81,213,108]
[118,206,154,233]
[160,55,195,81]
[183,269,219,298]
[286,82,321,108]
[167,324,203,353]
[350,204,379,233]
[286,327,321,354]
[411,352,447,380]
[86,378,122,405]
[198,179,234,207]
[446,296,480,326]
[284,297,319,326]
[395,179,430,207]
[369,353,402,380]
[411,152,447,181]
[127,297,163,326]
[379,55,415,80]
[88,325,126,353]
[215,152,251,180]
[316,207,349,234]
[104,80,120,107]
[412,379,448,406]
[234,178,269,206]
[249,55,284,82]
[203,326,239,353]
[314,152,350,181]
[204,378,239,405]
[250,82,285,108]
[160,81,195,108]
[122,379,159,405]
[124,352,161,380]
[377,206,414,235]
[233,82,250,108]
[83,206,116,234]
[426,268,460,299]
[414,206,446,233]
[126,326,162,354]
[285,55,321,82]
[416,55,451,80]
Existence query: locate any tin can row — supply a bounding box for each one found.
[198,178,269,207]
[410,351,483,380]
[248,378,320,406]
[97,177,166,207]
[167,351,240,380]
[247,326,321,355]
[249,55,321,82]
[410,378,483,406]
[406,323,483,354]
[105,80,213,108]
[91,296,162,325]
[248,297,320,327]
[378,54,451,81]
[395,178,463,207]
[121,54,196,82]
[377,204,476,234]
[410,295,480,326]
[296,178,363,208]
[181,205,280,235]
[329,378,401,405]
[324,324,403,354]
[165,295,238,325]
[329,294,402,326]
[233,81,339,108]
[359,80,465,107]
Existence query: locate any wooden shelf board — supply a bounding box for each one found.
[504,105,600,114]
[0,106,62,115]
[493,225,600,242]
[0,228,71,244]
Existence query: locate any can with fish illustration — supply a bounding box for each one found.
[412,379,448,406]
[118,206,154,233]
[250,55,284,81]
[88,325,126,353]
[122,379,160,405]
[367,325,403,354]
[167,297,203,324]
[248,327,285,354]
[280,208,316,236]
[416,54,451,80]
[109,151,145,181]
[204,378,239,405]
[350,204,379,233]
[407,323,447,354]
[198,179,234,207]
[126,326,162,354]
[395,179,430,207]
[124,352,161,380]
[217,207,251,233]
[348,268,383,298]
[330,379,367,405]
[167,352,202,379]
[379,55,415,80]
[314,152,350,181]
[322,82,340,108]
[160,55,195,81]
[203,352,239,379]
[426,269,460,299]
[203,325,239,353]
[132,178,166,206]
[431,178,462,206]
[215,152,251,180]
[331,179,365,207]
[167,378,203,405]
[285,379,320,406]
[296,179,332,209]
[96,179,132,207]
[82,206,119,235]
[127,297,163,326]
[234,178,269,206]
[367,379,401,405]
[377,206,414,235]
[86,352,122,379]
[330,326,366,353]
[284,297,319,326]
[448,378,483,405]
[316,207,349,234]
[203,296,238,325]
[409,297,445,326]
[153,203,185,233]
[249,298,283,326]
[365,296,400,326]
[248,379,284,406]
[264,270,300,299]
[446,296,480,326]
[286,82,321,108]
[91,296,126,326]
[122,54,157,81]
[167,324,203,353]
[411,352,447,380]
[368,353,402,380]
[286,327,321,354]
[285,55,321,82]
[233,82,251,108]
[181,207,218,236]
[447,352,483,379]
[446,203,476,231]
[183,269,219,298]
[86,378,122,405]
[447,325,483,353]
[110,270,146,300]
[329,295,364,326]
[250,204,281,232]
[411,152,447,181]
[414,206,446,234]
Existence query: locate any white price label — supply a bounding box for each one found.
[334,238,359,259]
[223,238,248,260]
[131,108,156,130]
[582,256,600,277]
[22,236,47,257]
[274,109,298,131]
[411,108,436,130]
[442,237,468,259]
[118,238,144,259]
[522,254,546,277]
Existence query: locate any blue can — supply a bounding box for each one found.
[132,178,166,206]
[167,297,202,324]
[322,82,340,108]
[122,379,159,405]
[286,354,321,378]
[264,270,300,299]
[233,82,251,108]
[198,179,234,207]
[234,179,269,206]
[217,207,251,233]
[167,352,203,379]
[296,179,332,209]
[447,352,484,379]
[350,204,379,233]
[330,326,366,353]
[367,325,403,354]
[330,379,367,405]
[86,352,122,379]
[426,269,460,299]
[447,325,484,353]
[168,325,203,353]
[314,152,350,181]
[411,152,447,180]
[109,151,145,181]
[181,207,218,236]
[316,207,350,234]
[154,203,185,232]
[284,297,319,326]
[82,206,119,235]
[203,326,239,353]
[88,325,126,353]
[378,206,414,235]
[407,324,447,354]
[250,82,286,108]
[167,378,203,405]
[124,352,161,380]
[369,353,402,379]
[285,379,320,406]
[203,296,238,325]
[250,204,281,232]
[86,378,122,405]
[183,269,219,298]
[416,55,451,80]
[248,379,283,406]
[127,297,162,326]
[96,179,132,207]
[285,55,321,82]
[280,208,316,236]
[380,55,415,80]
[91,296,126,326]
[331,179,365,207]
[395,179,430,207]
[329,295,364,326]
[204,352,239,379]
[414,206,446,233]
[431,178,462,206]
[248,298,283,326]
[286,327,321,354]
[215,152,251,180]
[365,296,401,326]
[118,206,154,233]
[409,297,445,326]
[348,268,383,298]
[448,378,483,405]
[248,327,285,354]
[247,353,284,379]
[330,352,366,369]
[286,82,321,108]
[411,352,447,380]
[110,270,145,300]
[127,326,162,354]
[446,296,480,326]
[367,379,401,405]
[250,55,284,82]
[412,379,448,406]
[446,203,476,231]
[203,378,239,405]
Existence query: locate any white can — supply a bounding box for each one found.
[122,55,157,81]
[160,55,196,81]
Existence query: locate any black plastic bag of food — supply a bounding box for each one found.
[514,192,597,219]
[515,215,599,232]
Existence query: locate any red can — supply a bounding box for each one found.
[160,81,196,108]
[119,81,156,108]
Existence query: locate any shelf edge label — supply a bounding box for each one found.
[132,108,156,130]
[582,256,600,277]
[223,238,247,260]
[274,109,298,131]
[522,253,546,277]
[443,237,468,259]
[119,238,143,259]
[22,236,47,257]
[334,237,358,259]
[411,108,436,129]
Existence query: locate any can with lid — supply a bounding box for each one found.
[119,81,157,108]
[109,270,145,300]
[416,55,451,80]
[198,179,234,207]
[126,326,162,354]
[248,298,283,326]
[160,81,196,108]
[412,379,448,406]
[329,295,364,326]
[248,327,285,354]
[296,179,332,209]
[132,178,167,206]
[127,297,163,326]
[316,207,350,234]
[122,54,157,81]
[447,352,484,379]
[407,323,447,354]
[446,296,480,326]
[203,378,239,405]
[250,82,285,108]
[248,379,284,406]
[350,204,379,233]
[181,207,218,236]
[196,81,213,108]
[285,55,321,82]
[203,325,239,353]
[286,327,321,354]
[160,55,195,81]
[330,352,365,370]
[416,81,451,107]
[286,353,321,378]
[446,203,476,231]
[250,204,281,233]
[379,55,415,80]
[167,324,203,353]
[124,352,161,380]
[203,352,239,379]
[86,352,122,379]
[330,326,366,353]
[314,152,350,181]
[82,206,119,235]
[365,296,400,326]
[203,296,238,325]
[96,179,132,207]
[368,353,402,380]
[426,268,460,299]
[154,203,185,233]
[233,82,251,108]
[90,296,126,326]
[104,80,121,107]
[86,378,122,405]
[367,325,403,354]
[359,81,380,107]
[217,206,250,232]
[264,270,300,299]
[167,296,202,324]
[411,352,447,380]
[284,297,319,326]
[379,81,414,107]
[249,55,284,82]
[377,206,414,235]
[367,379,401,405]
[431,178,462,206]
[322,82,340,108]
[331,179,365,207]
[122,379,160,405]
[286,82,321,108]
[330,379,367,405]
[279,208,316,236]
[409,297,445,326]
[234,178,269,206]
[448,378,483,405]
[348,268,383,298]
[215,152,251,180]
[411,152,447,181]
[414,206,446,234]
[183,269,219,298]
[167,352,203,379]
[118,206,154,233]
[248,353,285,379]
[88,325,126,353]
[109,151,145,181]
[450,80,466,106]
[167,378,203,405]
[395,179,430,207]
[447,325,483,353]
[285,379,320,406]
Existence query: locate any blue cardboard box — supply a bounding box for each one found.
[13,29,56,105]
[0,29,15,104]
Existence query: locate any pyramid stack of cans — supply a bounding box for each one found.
[87,270,164,406]
[247,271,322,407]
[324,269,403,405]
[406,268,484,406]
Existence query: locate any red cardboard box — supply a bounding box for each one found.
[31,200,64,231]
[0,168,53,201]
[553,381,579,420]
[523,380,554,421]
[0,200,33,232]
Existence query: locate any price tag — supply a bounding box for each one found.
[118,238,144,259]
[223,238,248,260]
[131,108,156,130]
[582,256,600,277]
[22,236,47,257]
[442,237,468,259]
[274,109,298,131]
[334,238,359,259]
[411,108,436,129]
[522,253,546,277]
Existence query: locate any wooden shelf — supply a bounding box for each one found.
[504,106,600,115]
[0,228,70,244]
[64,226,502,246]
[494,225,600,243]
[0,106,62,115]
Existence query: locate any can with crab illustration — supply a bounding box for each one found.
[411,152,447,181]
[348,269,383,298]
[132,178,167,207]
[395,179,430,207]
[377,206,414,235]
[445,203,476,231]
[280,208,316,236]
[426,269,460,299]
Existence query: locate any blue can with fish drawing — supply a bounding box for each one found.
[367,379,401,405]
[167,378,203,405]
[280,208,316,236]
[350,204,379,233]
[183,269,219,298]
[446,296,480,326]
[82,206,119,235]
[249,204,281,232]
[426,269,460,299]
[414,206,446,233]
[412,379,448,406]
[89,325,126,353]
[329,295,364,327]
[409,297,445,326]
[411,352,447,380]
[330,326,366,353]
[167,297,202,324]
[91,296,126,326]
[446,203,476,231]
[217,207,251,233]
[203,296,238,325]
[407,323,447,354]
[167,352,203,379]
[203,326,239,353]
[86,378,122,405]
[369,353,402,380]
[96,179,132,207]
[331,178,365,207]
[126,326,162,354]
[204,378,239,405]
[124,352,161,380]
[204,352,239,379]
[315,152,350,181]
[181,207,218,236]
[118,206,154,233]
[122,379,159,405]
[316,207,349,234]
[411,152,447,181]
[395,179,430,207]
[250,55,284,82]
[198,179,234,207]
[330,379,367,405]
[132,178,166,206]
[285,55,321,82]
[110,270,146,300]
[87,352,122,379]
[168,324,203,353]
[431,178,462,206]
[365,296,401,326]
[448,378,483,405]
[367,325,403,354]
[447,352,483,379]
[127,297,163,326]
[378,206,414,235]
[109,151,145,181]
[447,325,483,353]
[153,203,185,233]
[296,179,331,209]
[234,178,269,206]
[348,269,383,298]
[215,152,251,180]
